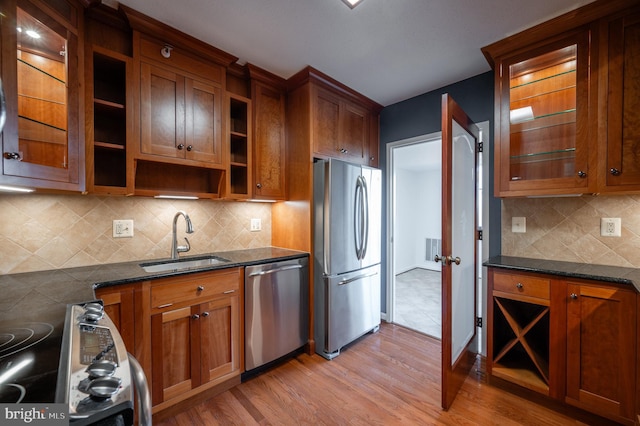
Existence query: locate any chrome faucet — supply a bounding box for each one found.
[171,211,194,259]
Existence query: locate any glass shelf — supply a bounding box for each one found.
[510,147,576,163]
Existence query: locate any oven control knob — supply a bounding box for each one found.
[86,360,117,379]
[87,376,122,400]
[84,302,104,313]
[83,303,104,322]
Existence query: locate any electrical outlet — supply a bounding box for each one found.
[113,220,134,238]
[250,218,261,232]
[600,218,621,237]
[512,217,526,233]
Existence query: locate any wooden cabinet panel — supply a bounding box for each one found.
[602,9,640,191]
[200,294,240,382]
[492,271,550,300]
[151,306,199,405]
[313,88,341,158]
[0,0,83,191]
[312,86,370,165]
[137,45,223,168]
[252,81,286,199]
[150,268,240,309]
[491,29,593,197]
[140,62,184,158]
[95,285,136,352]
[566,282,637,422]
[186,78,223,164]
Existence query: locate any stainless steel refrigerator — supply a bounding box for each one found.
[313,158,381,360]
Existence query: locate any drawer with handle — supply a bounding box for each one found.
[492,271,550,300]
[151,267,241,309]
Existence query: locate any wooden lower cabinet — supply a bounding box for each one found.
[565,281,637,423]
[96,267,243,414]
[487,268,638,424]
[95,284,136,353]
[149,268,242,410]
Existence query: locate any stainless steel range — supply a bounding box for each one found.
[0,301,150,425]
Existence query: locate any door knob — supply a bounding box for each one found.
[197,285,205,292]
[447,256,461,265]
[4,152,21,160]
[434,254,443,263]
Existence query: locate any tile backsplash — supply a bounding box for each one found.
[501,195,640,267]
[0,194,272,274]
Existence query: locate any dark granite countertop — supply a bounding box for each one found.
[484,256,640,293]
[0,247,308,325]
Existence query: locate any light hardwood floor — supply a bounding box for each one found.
[155,323,617,425]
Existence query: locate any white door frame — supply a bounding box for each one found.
[385,131,441,325]
[385,121,490,356]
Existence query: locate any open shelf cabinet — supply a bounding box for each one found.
[227,94,251,198]
[89,48,132,193]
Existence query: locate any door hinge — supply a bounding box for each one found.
[476,317,483,328]
[477,229,483,240]
[477,141,483,152]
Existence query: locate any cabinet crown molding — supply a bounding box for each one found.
[481,0,639,68]
[287,66,382,113]
[119,4,238,67]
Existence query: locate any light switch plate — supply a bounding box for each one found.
[512,217,526,233]
[113,220,134,238]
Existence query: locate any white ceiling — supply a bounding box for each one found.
[115,0,595,107]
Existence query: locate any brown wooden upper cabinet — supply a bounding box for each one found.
[249,65,287,200]
[137,36,224,168]
[313,85,373,166]
[0,0,83,191]
[483,0,640,197]
[600,6,640,193]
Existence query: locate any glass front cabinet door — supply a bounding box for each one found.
[0,0,82,191]
[494,29,593,197]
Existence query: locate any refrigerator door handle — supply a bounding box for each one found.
[361,175,369,260]
[354,175,368,260]
[338,270,379,286]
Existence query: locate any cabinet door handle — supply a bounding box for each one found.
[201,311,209,317]
[186,145,193,151]
[3,152,21,160]
[191,314,200,320]
[223,289,236,294]
[197,285,205,292]
[570,293,578,299]
[610,168,621,176]
[157,303,173,309]
[577,171,587,178]
[516,283,523,289]
[177,144,185,150]
[256,183,262,189]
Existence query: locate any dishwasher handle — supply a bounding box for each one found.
[248,264,303,277]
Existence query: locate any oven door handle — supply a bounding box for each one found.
[128,353,152,426]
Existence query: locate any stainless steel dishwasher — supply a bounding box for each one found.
[244,257,309,373]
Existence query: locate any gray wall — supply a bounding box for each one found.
[378,70,499,312]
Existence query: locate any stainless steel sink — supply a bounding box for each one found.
[140,255,230,273]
